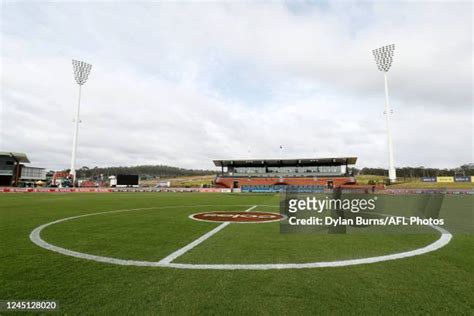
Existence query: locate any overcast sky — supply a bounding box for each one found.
[1,1,472,171]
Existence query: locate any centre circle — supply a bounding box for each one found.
[29,204,452,270]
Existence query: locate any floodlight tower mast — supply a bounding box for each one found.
[372,44,396,183]
[70,60,92,185]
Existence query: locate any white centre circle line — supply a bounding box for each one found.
[29,204,452,270]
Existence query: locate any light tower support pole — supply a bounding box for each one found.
[70,84,82,182]
[383,72,396,182]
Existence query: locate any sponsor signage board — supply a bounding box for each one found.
[454,176,471,182]
[437,176,454,183]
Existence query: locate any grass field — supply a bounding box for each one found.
[1,192,473,314]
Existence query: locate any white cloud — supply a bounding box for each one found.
[0,1,472,170]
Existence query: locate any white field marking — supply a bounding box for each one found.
[29,206,452,270]
[29,204,258,267]
[158,205,258,264]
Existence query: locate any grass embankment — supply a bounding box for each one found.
[140,175,216,187]
[141,174,473,189]
[356,175,473,189]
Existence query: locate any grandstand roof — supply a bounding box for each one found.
[213,157,357,167]
[0,152,30,163]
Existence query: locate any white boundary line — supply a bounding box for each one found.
[29,205,452,270]
[158,205,258,264]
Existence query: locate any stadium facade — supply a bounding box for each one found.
[213,157,356,191]
[0,152,46,186]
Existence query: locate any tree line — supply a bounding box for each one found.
[72,165,214,179]
[353,164,473,178]
[50,163,473,180]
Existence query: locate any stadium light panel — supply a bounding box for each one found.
[72,60,92,85]
[372,44,395,72]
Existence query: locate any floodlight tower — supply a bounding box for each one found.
[70,60,92,185]
[372,44,396,183]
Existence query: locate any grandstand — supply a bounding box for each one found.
[213,157,357,191]
[0,152,46,186]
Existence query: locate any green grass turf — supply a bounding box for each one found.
[1,192,473,314]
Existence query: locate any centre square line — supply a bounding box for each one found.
[158,205,258,264]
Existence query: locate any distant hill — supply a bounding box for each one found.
[73,165,215,179]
